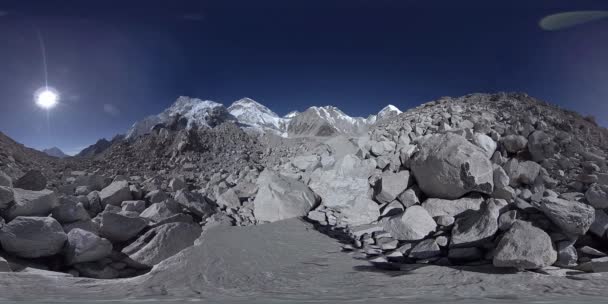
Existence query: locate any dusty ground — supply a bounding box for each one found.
[1,219,607,303]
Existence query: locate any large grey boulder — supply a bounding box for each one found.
[64,228,112,265]
[0,186,14,209]
[0,170,12,187]
[528,131,555,162]
[409,238,441,259]
[411,133,493,199]
[291,155,321,171]
[122,222,202,267]
[14,170,47,191]
[253,169,319,222]
[175,190,216,219]
[140,199,182,222]
[473,133,497,158]
[493,221,557,269]
[216,188,241,209]
[381,205,436,241]
[503,159,540,186]
[2,189,58,221]
[501,135,528,154]
[99,181,131,207]
[334,197,380,226]
[421,196,484,218]
[99,211,147,242]
[51,198,90,223]
[375,171,411,204]
[309,154,376,208]
[586,183,608,209]
[535,197,595,236]
[450,199,500,247]
[0,216,67,258]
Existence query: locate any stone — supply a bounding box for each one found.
[121,200,146,213]
[381,205,436,241]
[528,131,555,162]
[375,171,411,204]
[501,135,528,154]
[370,141,396,156]
[73,263,119,279]
[0,216,67,258]
[590,257,608,272]
[232,182,258,201]
[435,235,449,247]
[0,170,12,187]
[473,133,497,158]
[291,155,321,171]
[421,196,484,218]
[451,199,500,247]
[335,197,380,226]
[62,219,100,235]
[535,197,595,236]
[14,170,47,191]
[504,159,541,186]
[51,197,90,223]
[99,211,147,242]
[411,133,493,199]
[0,256,10,272]
[86,191,103,217]
[555,241,577,267]
[216,188,241,209]
[175,190,217,219]
[448,247,483,261]
[253,169,319,223]
[498,210,517,231]
[435,215,455,227]
[493,221,557,269]
[74,174,107,191]
[380,200,404,217]
[409,238,441,259]
[99,181,132,207]
[122,222,202,267]
[585,183,608,209]
[590,209,608,238]
[309,154,376,208]
[396,188,420,208]
[0,186,14,209]
[2,188,58,221]
[64,228,112,265]
[580,246,607,257]
[169,177,186,192]
[145,190,170,204]
[140,199,182,222]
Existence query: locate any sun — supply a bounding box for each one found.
[35,87,59,109]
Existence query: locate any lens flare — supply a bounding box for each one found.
[35,87,59,109]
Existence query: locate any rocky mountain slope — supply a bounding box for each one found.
[42,147,68,158]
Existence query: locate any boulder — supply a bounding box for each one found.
[253,169,319,222]
[555,241,577,267]
[397,187,420,208]
[381,205,436,241]
[503,159,541,186]
[473,133,497,158]
[409,238,441,259]
[0,186,14,209]
[62,219,100,235]
[145,190,170,204]
[51,198,90,223]
[589,209,608,238]
[175,190,217,219]
[122,222,202,267]
[121,200,146,213]
[291,155,321,171]
[528,131,555,162]
[586,183,608,209]
[501,135,528,154]
[99,181,131,207]
[140,199,182,222]
[375,171,411,204]
[73,263,119,279]
[0,170,12,187]
[99,212,147,242]
[14,170,47,191]
[64,228,112,265]
[2,189,58,221]
[232,182,258,201]
[421,196,484,218]
[450,199,500,247]
[216,188,241,209]
[86,191,103,217]
[0,216,67,258]
[335,197,380,226]
[169,177,186,192]
[493,221,557,269]
[74,174,107,191]
[411,133,493,199]
[535,197,595,236]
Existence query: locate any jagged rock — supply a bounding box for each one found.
[501,135,528,154]
[396,187,420,208]
[473,133,497,158]
[99,212,147,242]
[374,171,411,204]
[370,141,396,156]
[555,241,577,267]
[0,216,67,258]
[409,238,441,259]
[14,170,47,191]
[86,191,103,217]
[99,181,132,207]
[590,209,608,238]
[1,188,58,221]
[169,177,186,192]
[585,183,608,209]
[335,197,380,226]
[0,186,14,209]
[253,169,318,222]
[121,200,146,213]
[380,200,404,217]
[411,133,493,199]
[535,197,595,236]
[503,158,541,186]
[64,228,112,265]
[122,222,202,267]
[528,131,555,162]
[421,196,484,218]
[63,219,100,235]
[493,221,557,269]
[0,170,12,188]
[580,246,606,257]
[175,190,216,219]
[216,188,241,209]
[140,199,182,222]
[291,155,321,171]
[145,190,170,204]
[381,205,436,241]
[309,154,376,208]
[51,198,90,223]
[451,199,500,247]
[232,182,258,201]
[498,210,517,231]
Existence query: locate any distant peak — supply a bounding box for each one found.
[380,104,401,113]
[284,111,299,118]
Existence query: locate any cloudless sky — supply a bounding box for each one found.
[0,0,607,155]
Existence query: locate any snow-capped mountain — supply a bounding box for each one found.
[126,96,236,139]
[227,98,289,136]
[42,147,68,158]
[284,111,300,119]
[376,104,402,121]
[287,106,371,137]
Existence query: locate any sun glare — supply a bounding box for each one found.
[35,87,59,109]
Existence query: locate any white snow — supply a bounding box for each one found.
[228,97,289,136]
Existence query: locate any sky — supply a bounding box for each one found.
[0,0,607,155]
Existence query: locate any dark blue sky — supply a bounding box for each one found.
[0,0,607,155]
